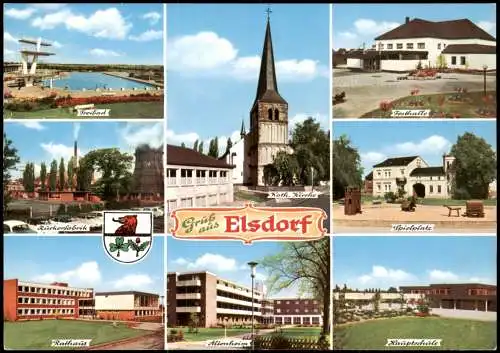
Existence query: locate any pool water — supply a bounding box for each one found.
[44,72,154,90]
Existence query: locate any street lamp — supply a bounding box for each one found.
[160,295,165,327]
[482,65,488,97]
[311,167,315,192]
[224,317,229,338]
[248,261,258,350]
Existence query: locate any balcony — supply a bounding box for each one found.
[216,284,262,300]
[216,296,261,308]
[167,177,177,186]
[177,306,201,313]
[217,308,262,316]
[196,177,206,185]
[177,279,201,287]
[176,293,202,300]
[180,178,193,186]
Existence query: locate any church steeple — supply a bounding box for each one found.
[253,9,287,106]
[240,118,246,138]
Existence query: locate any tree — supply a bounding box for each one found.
[40,162,47,191]
[193,139,199,151]
[260,238,330,336]
[22,163,35,193]
[387,286,398,293]
[76,156,93,192]
[450,132,496,199]
[436,54,446,69]
[208,137,219,158]
[198,141,204,154]
[58,158,66,191]
[3,133,21,214]
[225,137,233,156]
[272,152,300,186]
[181,142,186,148]
[332,134,363,200]
[83,148,134,200]
[67,157,74,190]
[373,291,381,312]
[49,159,58,191]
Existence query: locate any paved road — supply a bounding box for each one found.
[265,194,331,232]
[332,226,495,234]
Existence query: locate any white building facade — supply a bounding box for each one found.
[347,17,496,71]
[372,154,455,199]
[224,136,245,185]
[166,145,234,214]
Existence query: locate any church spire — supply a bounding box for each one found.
[253,7,287,106]
[240,118,246,138]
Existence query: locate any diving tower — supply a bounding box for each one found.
[19,37,55,76]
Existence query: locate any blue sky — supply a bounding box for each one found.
[332,120,497,177]
[4,236,165,296]
[166,4,329,155]
[4,121,163,179]
[332,3,497,49]
[4,3,163,64]
[167,236,320,298]
[333,236,497,290]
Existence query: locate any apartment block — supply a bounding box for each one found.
[167,271,263,327]
[3,279,94,321]
[95,291,161,322]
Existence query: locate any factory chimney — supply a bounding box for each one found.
[74,140,78,169]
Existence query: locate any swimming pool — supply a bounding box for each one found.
[44,72,155,90]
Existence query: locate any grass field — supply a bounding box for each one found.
[4,101,163,119]
[419,198,496,206]
[335,317,497,350]
[234,190,268,203]
[4,320,150,350]
[264,327,322,339]
[360,91,496,118]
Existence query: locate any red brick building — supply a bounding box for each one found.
[3,279,94,321]
[400,283,497,312]
[272,298,322,326]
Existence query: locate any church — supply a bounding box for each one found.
[223,12,291,187]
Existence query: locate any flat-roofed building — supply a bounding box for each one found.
[3,279,94,321]
[94,291,161,322]
[273,298,322,326]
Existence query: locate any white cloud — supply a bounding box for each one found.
[353,19,400,36]
[143,11,161,25]
[112,274,155,291]
[4,32,18,43]
[4,49,15,56]
[30,4,67,11]
[89,48,121,57]
[5,7,36,20]
[428,269,459,282]
[290,113,329,131]
[339,31,357,39]
[129,30,163,42]
[361,151,386,166]
[120,123,163,149]
[168,31,325,81]
[52,41,62,48]
[389,135,451,155]
[32,8,132,40]
[17,122,46,130]
[166,129,200,147]
[174,253,240,272]
[33,261,102,285]
[358,265,415,285]
[476,21,496,35]
[40,142,81,162]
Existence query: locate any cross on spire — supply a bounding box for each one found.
[266,6,272,21]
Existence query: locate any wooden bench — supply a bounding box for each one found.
[443,205,461,217]
[372,200,382,205]
[464,200,485,218]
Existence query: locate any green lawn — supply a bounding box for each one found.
[4,320,150,350]
[335,317,497,350]
[360,91,496,118]
[234,190,268,203]
[264,327,322,339]
[169,327,251,342]
[4,101,163,119]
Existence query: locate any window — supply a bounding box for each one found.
[401,169,405,175]
[377,171,381,177]
[460,56,466,65]
[396,43,403,49]
[417,43,425,49]
[406,43,414,49]
[378,43,384,50]
[277,301,281,304]
[430,176,433,181]
[268,108,273,120]
[451,56,457,65]
[277,309,281,313]
[430,185,434,193]
[437,185,442,193]
[387,44,393,49]
[437,43,441,50]
[274,109,279,121]
[17,309,23,315]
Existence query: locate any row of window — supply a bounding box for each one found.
[17,285,92,297]
[167,193,227,211]
[276,300,318,305]
[18,308,75,316]
[167,169,228,179]
[376,184,444,193]
[274,316,321,324]
[377,42,449,50]
[18,297,75,305]
[450,56,468,66]
[135,310,158,316]
[276,308,319,313]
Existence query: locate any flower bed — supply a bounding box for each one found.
[55,94,163,108]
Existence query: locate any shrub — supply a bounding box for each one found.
[384,192,397,203]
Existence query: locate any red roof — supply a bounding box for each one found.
[442,44,496,54]
[375,18,496,41]
[167,144,234,169]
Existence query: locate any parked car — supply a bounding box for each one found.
[26,217,54,233]
[142,206,164,218]
[3,220,38,234]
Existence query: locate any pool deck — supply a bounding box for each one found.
[103,72,164,88]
